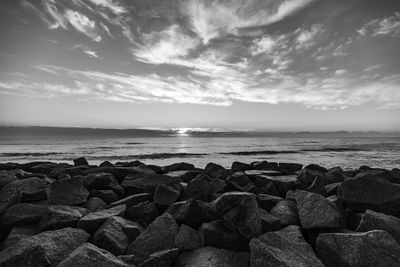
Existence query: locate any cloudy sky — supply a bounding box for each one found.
[0,0,400,131]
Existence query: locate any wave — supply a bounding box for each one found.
[220,150,299,156]
[87,152,208,161]
[0,152,62,157]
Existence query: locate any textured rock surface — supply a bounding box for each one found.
[77,205,126,234]
[48,177,89,205]
[39,205,90,230]
[92,217,129,255]
[2,203,47,225]
[2,177,48,202]
[270,200,300,226]
[175,224,204,250]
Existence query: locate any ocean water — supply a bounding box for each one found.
[0,132,399,170]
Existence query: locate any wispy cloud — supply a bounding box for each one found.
[64,10,101,42]
[358,12,400,38]
[87,0,127,15]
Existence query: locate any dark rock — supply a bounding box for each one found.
[108,193,152,209]
[126,201,158,227]
[205,162,230,179]
[338,175,400,216]
[84,166,155,183]
[108,216,143,242]
[356,209,400,245]
[175,224,204,250]
[126,213,179,264]
[0,227,89,266]
[141,248,180,267]
[295,190,341,230]
[2,177,48,202]
[252,161,274,170]
[306,176,327,196]
[0,171,18,189]
[83,172,113,190]
[257,194,283,211]
[77,205,126,234]
[270,200,299,227]
[175,247,249,267]
[100,160,114,167]
[92,217,129,255]
[29,162,62,175]
[2,203,47,225]
[164,170,203,183]
[223,181,244,193]
[297,168,325,186]
[83,197,107,211]
[252,173,297,197]
[162,162,195,173]
[3,225,40,248]
[122,173,180,195]
[250,225,324,267]
[346,210,364,231]
[73,157,89,167]
[325,167,346,184]
[166,199,209,228]
[39,205,90,230]
[324,182,341,196]
[259,208,281,233]
[226,171,251,187]
[153,184,180,206]
[304,164,327,173]
[91,189,119,204]
[48,177,89,206]
[0,187,21,215]
[58,243,129,267]
[277,162,303,173]
[184,175,211,201]
[316,230,400,267]
[231,161,253,172]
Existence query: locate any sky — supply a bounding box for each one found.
[0,0,400,131]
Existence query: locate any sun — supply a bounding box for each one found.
[177,128,190,136]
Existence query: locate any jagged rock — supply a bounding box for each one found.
[257,194,283,211]
[126,201,158,227]
[175,247,249,267]
[83,166,155,183]
[304,164,328,173]
[126,213,179,264]
[122,173,180,195]
[77,205,126,234]
[338,175,400,216]
[39,205,90,230]
[356,209,400,245]
[90,189,119,204]
[223,181,244,193]
[2,203,47,225]
[92,217,129,255]
[205,162,230,179]
[325,167,346,184]
[252,161,274,170]
[324,182,341,196]
[83,172,113,190]
[3,225,40,248]
[162,162,195,173]
[2,177,48,202]
[252,174,297,197]
[250,225,324,267]
[84,197,107,211]
[259,208,281,233]
[297,168,325,186]
[295,190,341,230]
[73,157,89,167]
[141,248,180,267]
[231,161,253,172]
[306,176,327,195]
[100,161,114,167]
[167,199,209,228]
[277,163,303,173]
[175,224,204,250]
[29,162,62,175]
[270,200,300,226]
[108,216,143,242]
[316,230,400,267]
[153,184,180,206]
[184,175,211,201]
[108,193,152,209]
[0,187,21,214]
[213,192,261,239]
[0,171,18,188]
[0,227,90,266]
[200,220,248,251]
[48,177,89,205]
[226,172,251,187]
[165,170,203,183]
[58,243,129,267]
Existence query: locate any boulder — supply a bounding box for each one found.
[83,172,113,190]
[126,201,158,227]
[324,182,341,196]
[141,248,180,267]
[39,205,90,230]
[252,161,275,170]
[164,170,203,183]
[259,208,281,233]
[84,166,155,183]
[48,177,89,206]
[2,177,48,202]
[90,189,119,204]
[3,225,40,248]
[166,199,209,228]
[338,175,400,216]
[304,164,328,173]
[231,161,253,172]
[108,216,143,242]
[257,194,283,211]
[29,163,62,175]
[277,163,303,173]
[316,230,400,267]
[108,193,151,209]
[297,169,325,186]
[175,247,249,267]
[84,197,107,211]
[270,200,300,226]
[0,187,21,215]
[306,176,327,195]
[73,157,89,167]
[184,175,211,201]
[0,171,18,188]
[58,243,129,267]
[295,190,341,230]
[162,162,195,173]
[226,172,251,187]
[77,205,126,234]
[250,225,324,267]
[0,227,89,266]
[175,224,204,250]
[356,209,400,245]
[92,217,129,255]
[126,213,179,264]
[1,203,47,226]
[121,173,180,195]
[153,184,180,206]
[205,162,230,179]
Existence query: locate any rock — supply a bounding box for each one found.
[297,169,325,186]
[84,197,107,211]
[162,162,195,173]
[83,172,113,190]
[108,216,143,242]
[295,190,341,230]
[213,192,262,239]
[0,187,21,215]
[108,193,152,209]
[175,247,249,267]
[252,174,297,197]
[324,182,341,196]
[29,163,62,175]
[175,224,204,250]
[2,177,48,202]
[277,163,303,173]
[2,203,47,225]
[58,243,129,267]
[0,227,90,266]
[270,200,300,227]
[250,225,324,267]
[252,161,274,170]
[77,205,126,234]
[126,213,179,264]
[73,157,89,167]
[223,181,244,193]
[226,172,251,187]
[90,189,119,204]
[0,171,18,188]
[121,173,180,195]
[306,176,327,196]
[338,175,400,216]
[325,167,346,184]
[92,217,129,255]
[153,184,180,206]
[84,166,155,183]
[231,161,253,172]
[316,230,400,267]
[167,199,209,228]
[165,170,203,183]
[39,205,90,230]
[257,194,283,211]
[126,201,158,227]
[346,210,364,230]
[356,209,400,245]
[184,175,211,201]
[100,160,114,167]
[48,177,89,206]
[259,208,281,233]
[141,248,180,267]
[205,162,230,179]
[3,225,40,248]
[304,164,328,173]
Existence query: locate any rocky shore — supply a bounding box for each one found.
[0,158,400,266]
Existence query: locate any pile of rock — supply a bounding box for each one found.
[0,158,400,266]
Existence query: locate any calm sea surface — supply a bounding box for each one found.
[0,133,399,170]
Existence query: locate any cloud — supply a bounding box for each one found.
[64,10,101,42]
[42,0,68,29]
[295,24,325,51]
[87,0,127,15]
[358,12,400,38]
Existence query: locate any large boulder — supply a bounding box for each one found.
[2,177,48,202]
[213,192,262,239]
[121,173,180,195]
[73,157,89,167]
[0,171,18,188]
[126,213,179,264]
[1,203,47,226]
[356,209,400,245]
[259,208,281,233]
[175,224,204,250]
[126,201,158,227]
[0,227,90,266]
[84,197,107,211]
[175,247,249,267]
[82,172,113,190]
[184,175,212,201]
[0,187,21,215]
[338,175,400,216]
[295,190,341,230]
[39,205,90,230]
[166,199,209,228]
[250,225,324,267]
[257,194,283,211]
[316,230,400,267]
[3,225,40,248]
[141,248,180,267]
[226,172,251,187]
[77,205,126,234]
[48,177,89,205]
[92,217,129,255]
[162,162,195,173]
[90,189,119,204]
[231,161,253,172]
[205,162,230,179]
[58,243,129,267]
[270,200,300,226]
[153,184,180,206]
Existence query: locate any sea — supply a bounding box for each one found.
[0,127,399,170]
